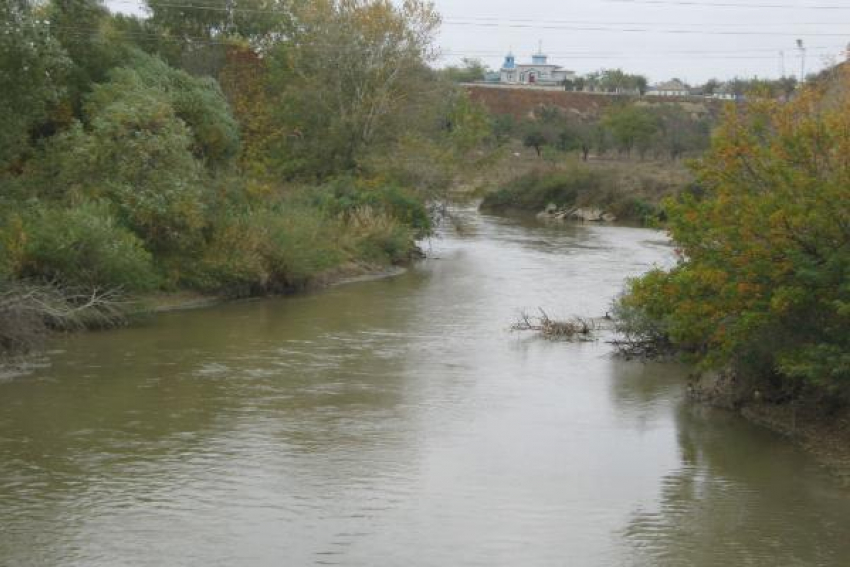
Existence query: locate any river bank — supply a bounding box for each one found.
[146,262,409,314]
[478,158,692,225]
[689,370,850,487]
[0,257,415,367]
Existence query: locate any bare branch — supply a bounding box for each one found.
[512,309,597,341]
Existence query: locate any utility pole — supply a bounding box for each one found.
[779,50,786,78]
[796,39,806,81]
[226,0,235,35]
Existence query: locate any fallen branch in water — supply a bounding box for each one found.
[511,309,597,341]
[606,299,675,360]
[606,337,673,360]
[1,282,132,359]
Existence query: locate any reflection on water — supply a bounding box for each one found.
[623,404,850,566]
[1,206,848,566]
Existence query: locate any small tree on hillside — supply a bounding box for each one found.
[603,106,658,158]
[523,129,547,157]
[441,58,489,83]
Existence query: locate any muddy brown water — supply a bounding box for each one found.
[2,207,849,566]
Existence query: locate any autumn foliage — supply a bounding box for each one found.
[618,68,850,392]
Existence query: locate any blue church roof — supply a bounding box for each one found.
[502,49,555,69]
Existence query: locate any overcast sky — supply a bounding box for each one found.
[107,0,850,83]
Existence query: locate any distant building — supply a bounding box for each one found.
[500,48,576,86]
[707,82,738,100]
[647,79,689,97]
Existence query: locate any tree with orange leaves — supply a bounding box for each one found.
[617,68,850,392]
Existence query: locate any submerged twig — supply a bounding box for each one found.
[606,337,673,360]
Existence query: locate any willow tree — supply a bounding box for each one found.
[0,0,69,169]
[46,0,116,109]
[264,0,441,179]
[144,0,300,76]
[146,0,298,42]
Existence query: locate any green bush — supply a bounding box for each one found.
[311,178,431,236]
[187,205,346,295]
[480,167,607,212]
[616,78,850,394]
[608,197,662,225]
[0,0,69,169]
[22,54,230,255]
[186,211,269,296]
[260,206,346,289]
[0,211,15,280]
[0,249,11,282]
[344,206,416,264]
[18,203,158,291]
[26,83,208,255]
[87,50,240,168]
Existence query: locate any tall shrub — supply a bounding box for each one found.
[618,71,850,390]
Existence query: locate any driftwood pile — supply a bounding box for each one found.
[511,309,597,341]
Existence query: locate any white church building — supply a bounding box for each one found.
[499,48,576,86]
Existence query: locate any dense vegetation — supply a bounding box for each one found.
[511,102,713,161]
[440,58,801,102]
[479,163,690,224]
[615,70,850,400]
[0,0,496,356]
[480,102,707,222]
[562,69,649,95]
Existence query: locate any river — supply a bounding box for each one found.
[1,206,849,566]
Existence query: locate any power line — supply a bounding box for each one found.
[604,0,850,9]
[110,0,850,22]
[51,25,843,61]
[114,0,850,13]
[442,51,831,60]
[50,19,846,56]
[443,20,849,37]
[56,2,845,77]
[102,1,850,38]
[110,0,850,27]
[449,46,841,57]
[456,45,839,55]
[445,15,849,27]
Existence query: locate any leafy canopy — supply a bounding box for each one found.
[620,70,850,389]
[0,0,69,168]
